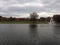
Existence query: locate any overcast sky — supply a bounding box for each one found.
[0,0,60,18]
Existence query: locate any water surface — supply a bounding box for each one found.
[0,24,60,45]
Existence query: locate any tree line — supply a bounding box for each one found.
[53,14,60,23]
[0,12,51,22]
[0,16,51,22]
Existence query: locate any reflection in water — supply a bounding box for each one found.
[29,24,40,45]
[53,24,60,39]
[54,24,60,27]
[51,25,60,45]
[1,24,60,45]
[29,24,37,38]
[53,25,60,36]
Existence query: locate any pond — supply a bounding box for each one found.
[0,24,60,45]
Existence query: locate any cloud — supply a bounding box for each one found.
[0,0,60,17]
[10,3,44,7]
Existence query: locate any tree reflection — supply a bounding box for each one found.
[52,24,60,37]
[51,26,60,44]
[53,26,60,35]
[29,24,37,38]
[29,24,40,45]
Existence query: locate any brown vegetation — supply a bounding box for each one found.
[53,15,60,23]
[0,16,51,22]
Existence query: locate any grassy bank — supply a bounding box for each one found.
[0,21,48,24]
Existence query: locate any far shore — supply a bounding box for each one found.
[0,21,48,24]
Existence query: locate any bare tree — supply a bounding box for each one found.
[30,12,38,21]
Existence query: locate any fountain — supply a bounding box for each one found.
[49,17,54,25]
[49,17,60,26]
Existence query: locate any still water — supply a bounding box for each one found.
[0,24,60,45]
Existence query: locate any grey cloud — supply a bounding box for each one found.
[0,0,60,17]
[7,6,53,14]
[42,0,60,10]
